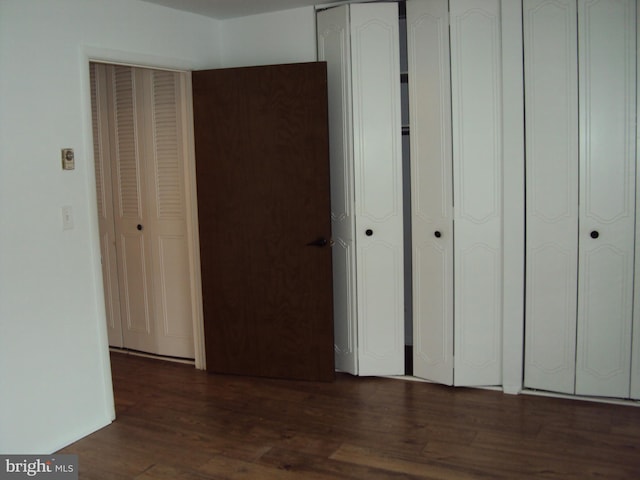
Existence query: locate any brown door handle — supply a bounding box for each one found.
[306,237,328,247]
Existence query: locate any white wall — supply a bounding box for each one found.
[221,6,318,68]
[0,0,221,454]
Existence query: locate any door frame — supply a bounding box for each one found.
[83,48,206,370]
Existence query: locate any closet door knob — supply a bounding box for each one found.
[137,224,143,231]
[365,229,373,237]
[590,230,599,239]
[434,231,442,238]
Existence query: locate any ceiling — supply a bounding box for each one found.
[139,0,346,19]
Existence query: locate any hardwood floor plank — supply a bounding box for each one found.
[58,353,640,479]
[247,428,342,457]
[198,455,338,480]
[330,443,493,480]
[422,438,639,480]
[259,447,426,480]
[473,429,640,474]
[134,464,213,480]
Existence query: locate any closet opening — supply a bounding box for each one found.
[399,0,414,376]
[89,61,204,366]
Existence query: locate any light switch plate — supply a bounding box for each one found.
[62,206,74,230]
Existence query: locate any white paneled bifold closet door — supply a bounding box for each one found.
[91,63,196,360]
[523,0,579,395]
[576,0,637,398]
[406,0,454,385]
[317,3,405,376]
[316,5,358,375]
[449,0,503,386]
[524,0,638,399]
[408,0,504,387]
[350,4,405,376]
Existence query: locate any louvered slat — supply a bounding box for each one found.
[152,70,183,219]
[90,64,106,218]
[113,66,140,218]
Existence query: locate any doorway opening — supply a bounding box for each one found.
[89,61,205,367]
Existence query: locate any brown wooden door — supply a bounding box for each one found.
[192,62,334,382]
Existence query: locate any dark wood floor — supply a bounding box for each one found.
[59,352,640,479]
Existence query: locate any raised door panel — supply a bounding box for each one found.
[119,234,152,335]
[406,0,454,385]
[576,0,636,398]
[317,5,358,375]
[523,0,579,395]
[350,3,404,376]
[450,0,502,386]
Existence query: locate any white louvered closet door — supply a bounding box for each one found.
[109,65,157,355]
[142,69,195,359]
[91,63,124,349]
[92,64,195,359]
